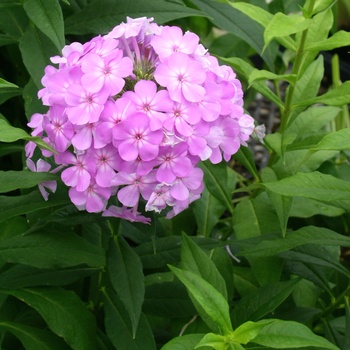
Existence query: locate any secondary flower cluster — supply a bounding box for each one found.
[26,17,255,223]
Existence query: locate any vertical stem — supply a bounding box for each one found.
[280,0,316,133]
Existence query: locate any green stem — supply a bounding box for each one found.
[280,0,316,133]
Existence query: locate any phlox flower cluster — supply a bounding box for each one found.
[26,16,255,223]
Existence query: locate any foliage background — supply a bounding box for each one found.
[1,0,350,349]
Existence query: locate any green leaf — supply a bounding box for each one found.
[191,0,278,69]
[261,167,293,236]
[0,264,100,289]
[194,333,227,350]
[263,171,350,201]
[218,56,284,109]
[0,5,28,38]
[199,160,236,214]
[19,24,58,88]
[0,170,58,193]
[161,334,206,350]
[232,320,275,344]
[0,321,70,350]
[231,279,300,327]
[135,236,223,269]
[233,146,259,181]
[181,234,227,300]
[285,106,340,138]
[103,288,156,350]
[23,0,65,51]
[192,187,226,237]
[310,128,350,152]
[64,0,207,35]
[2,287,97,350]
[0,190,70,223]
[0,119,54,152]
[279,244,350,278]
[289,197,345,218]
[287,55,324,127]
[248,69,296,86]
[144,280,196,318]
[0,78,18,90]
[0,231,105,268]
[238,226,350,258]
[306,30,350,51]
[251,319,339,349]
[263,13,310,51]
[294,81,350,107]
[232,195,283,286]
[169,265,233,334]
[107,235,144,338]
[227,2,296,50]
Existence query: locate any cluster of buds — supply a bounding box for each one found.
[26,17,255,223]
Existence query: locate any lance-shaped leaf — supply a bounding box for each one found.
[263,13,310,51]
[250,319,339,349]
[231,279,300,327]
[0,119,54,152]
[294,81,350,107]
[306,30,350,52]
[23,0,65,51]
[0,321,70,350]
[2,287,97,350]
[107,235,144,338]
[169,265,233,334]
[238,225,350,258]
[0,78,22,104]
[0,171,58,194]
[0,231,105,268]
[65,0,207,35]
[161,334,205,350]
[181,234,227,300]
[103,288,156,350]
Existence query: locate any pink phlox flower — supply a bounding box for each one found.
[238,114,255,146]
[38,65,57,104]
[186,121,210,156]
[251,123,266,144]
[107,17,154,39]
[116,156,158,177]
[91,144,121,188]
[195,80,221,122]
[199,123,224,162]
[60,151,96,192]
[154,52,206,103]
[81,51,133,95]
[50,42,84,67]
[156,143,193,183]
[26,158,57,201]
[42,67,83,106]
[112,170,156,207]
[65,83,109,125]
[28,113,44,136]
[163,99,201,137]
[43,105,74,153]
[145,184,175,213]
[113,112,163,161]
[96,98,136,146]
[170,166,203,201]
[123,80,173,130]
[166,191,202,219]
[102,205,151,224]
[151,26,199,61]
[219,118,241,161]
[25,141,37,158]
[69,180,111,213]
[71,122,105,151]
